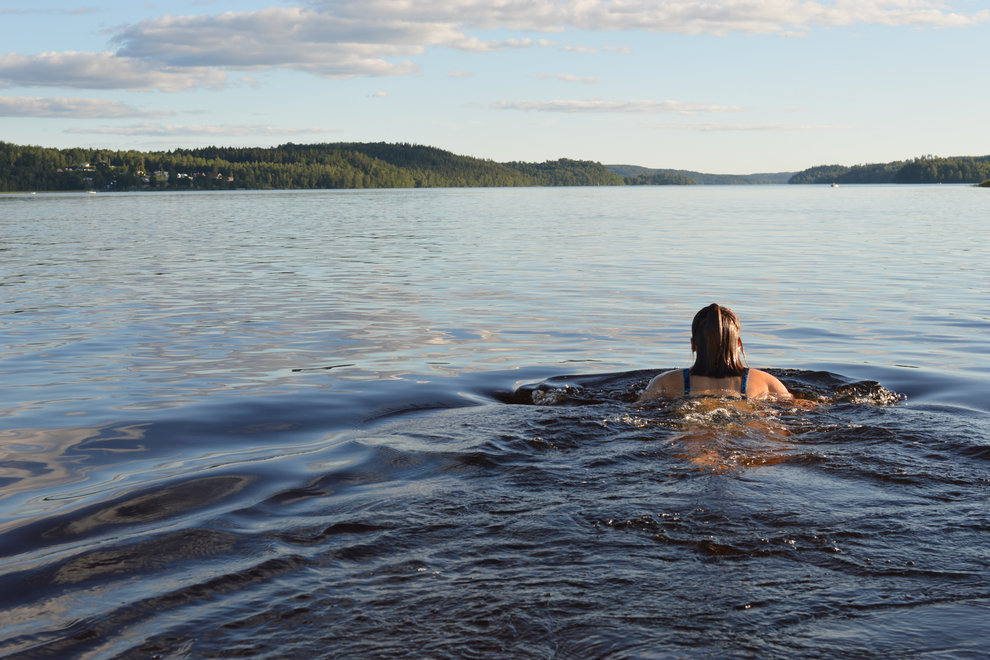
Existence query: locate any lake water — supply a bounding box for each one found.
[1,186,988,658]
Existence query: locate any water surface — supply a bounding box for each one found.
[1,186,988,657]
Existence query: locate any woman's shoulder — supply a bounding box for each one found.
[746,368,792,399]
[635,368,685,403]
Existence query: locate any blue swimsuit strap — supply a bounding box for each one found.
[683,368,749,396]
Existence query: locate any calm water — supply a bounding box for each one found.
[1,186,988,658]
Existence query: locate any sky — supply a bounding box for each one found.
[1,0,989,174]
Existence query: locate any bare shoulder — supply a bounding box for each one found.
[747,368,792,399]
[635,369,684,404]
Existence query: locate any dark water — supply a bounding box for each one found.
[2,188,989,657]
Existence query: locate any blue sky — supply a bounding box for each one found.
[2,0,988,173]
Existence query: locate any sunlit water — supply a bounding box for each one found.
[1,186,988,658]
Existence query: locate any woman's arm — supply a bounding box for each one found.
[634,369,682,405]
[749,369,792,399]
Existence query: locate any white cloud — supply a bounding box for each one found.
[107,6,531,73]
[490,99,741,114]
[659,122,842,131]
[538,73,603,84]
[0,96,171,118]
[307,0,990,35]
[2,1,985,90]
[562,44,632,54]
[0,52,226,91]
[110,8,428,75]
[64,123,340,136]
[448,69,473,77]
[560,44,601,54]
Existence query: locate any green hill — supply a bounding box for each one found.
[607,164,793,185]
[5,140,988,192]
[789,156,990,184]
[0,141,623,192]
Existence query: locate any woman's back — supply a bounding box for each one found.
[636,367,790,403]
[635,304,792,404]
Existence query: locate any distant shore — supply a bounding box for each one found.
[3,140,989,192]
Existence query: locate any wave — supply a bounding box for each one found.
[4,367,989,658]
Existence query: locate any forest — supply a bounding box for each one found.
[4,141,989,192]
[607,164,792,185]
[0,141,623,192]
[622,171,698,186]
[788,156,990,184]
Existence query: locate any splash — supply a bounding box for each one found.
[509,368,906,472]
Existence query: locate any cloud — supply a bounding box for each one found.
[0,52,226,91]
[557,44,631,54]
[538,73,603,84]
[107,6,536,74]
[110,7,428,76]
[660,122,842,131]
[306,0,990,35]
[0,95,171,118]
[490,99,740,114]
[2,1,986,90]
[64,123,340,136]
[448,69,473,78]
[560,45,600,54]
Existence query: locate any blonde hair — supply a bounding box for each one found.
[690,303,747,378]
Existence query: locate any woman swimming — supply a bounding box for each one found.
[636,303,791,403]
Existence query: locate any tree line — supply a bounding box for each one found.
[789,156,990,185]
[0,141,626,192]
[6,141,986,191]
[623,171,697,185]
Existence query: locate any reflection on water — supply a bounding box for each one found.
[1,372,988,657]
[0,424,140,515]
[2,188,989,656]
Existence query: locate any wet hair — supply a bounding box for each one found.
[690,303,747,378]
